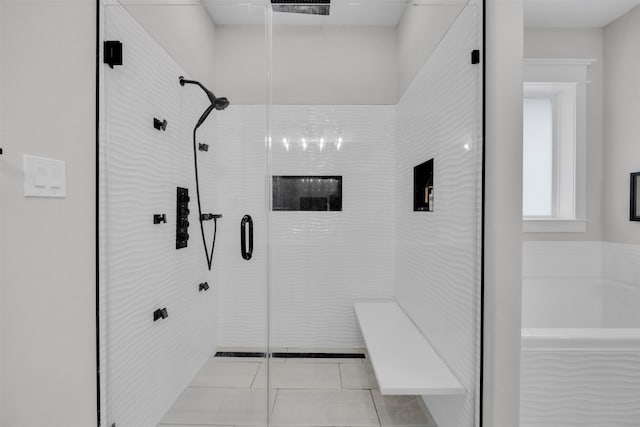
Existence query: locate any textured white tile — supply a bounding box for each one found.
[372,391,436,427]
[394,5,481,427]
[217,105,396,349]
[102,6,219,427]
[190,360,260,388]
[520,347,640,426]
[271,389,379,426]
[253,362,341,389]
[340,363,378,390]
[160,388,271,426]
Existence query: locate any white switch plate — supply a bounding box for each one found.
[23,155,67,198]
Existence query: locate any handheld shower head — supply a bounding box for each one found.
[214,97,229,111]
[179,76,230,128]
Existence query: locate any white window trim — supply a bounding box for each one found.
[522,58,594,233]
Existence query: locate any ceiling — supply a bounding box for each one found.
[204,0,464,26]
[524,0,640,28]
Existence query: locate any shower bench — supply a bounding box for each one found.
[354,302,465,396]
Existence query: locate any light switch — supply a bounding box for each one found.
[23,155,67,198]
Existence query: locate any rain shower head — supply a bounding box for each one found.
[179,76,229,128]
[271,0,330,16]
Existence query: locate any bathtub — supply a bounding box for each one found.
[520,278,640,426]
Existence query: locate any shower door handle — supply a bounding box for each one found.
[241,215,253,260]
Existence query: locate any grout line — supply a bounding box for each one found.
[249,362,262,389]
[338,363,344,389]
[271,388,280,416]
[369,389,383,427]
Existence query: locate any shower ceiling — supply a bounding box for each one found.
[271,0,331,16]
[205,0,410,26]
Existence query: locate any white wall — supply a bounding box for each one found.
[523,28,604,242]
[484,0,524,425]
[395,5,481,427]
[396,3,466,99]
[125,4,218,91]
[0,1,97,426]
[208,105,269,350]
[101,6,219,426]
[603,5,640,244]
[522,240,640,328]
[214,25,398,105]
[269,105,396,348]
[522,241,604,328]
[602,242,640,327]
[215,105,396,349]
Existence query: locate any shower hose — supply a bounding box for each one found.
[192,127,218,271]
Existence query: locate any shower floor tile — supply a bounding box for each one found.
[159,357,436,427]
[253,362,342,389]
[191,360,261,388]
[371,391,436,427]
[271,389,379,426]
[160,387,272,426]
[340,363,379,390]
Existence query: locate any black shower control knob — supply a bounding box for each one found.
[179,194,190,203]
[180,220,190,228]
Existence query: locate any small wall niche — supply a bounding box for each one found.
[414,159,434,212]
[273,176,342,211]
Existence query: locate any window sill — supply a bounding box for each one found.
[522,219,587,233]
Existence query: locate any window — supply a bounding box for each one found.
[522,83,576,219]
[523,96,554,217]
[522,58,593,233]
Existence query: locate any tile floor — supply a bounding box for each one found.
[159,354,437,427]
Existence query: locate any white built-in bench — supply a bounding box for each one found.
[354,302,465,396]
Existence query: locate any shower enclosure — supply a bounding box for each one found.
[99,1,484,426]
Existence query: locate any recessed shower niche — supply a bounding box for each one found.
[272,176,342,211]
[414,159,434,212]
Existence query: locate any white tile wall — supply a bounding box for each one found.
[102,6,220,427]
[521,241,640,425]
[209,105,269,350]
[603,242,640,327]
[523,241,603,278]
[522,241,640,328]
[520,347,640,427]
[522,241,605,328]
[395,6,482,427]
[214,105,396,348]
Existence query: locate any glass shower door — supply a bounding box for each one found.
[267,1,483,427]
[100,2,270,426]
